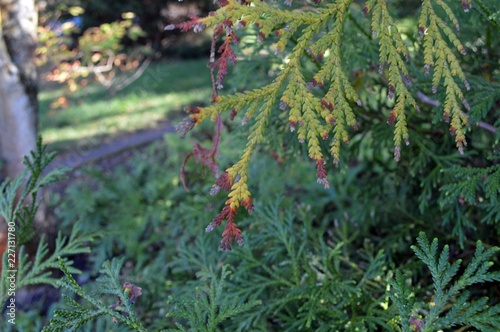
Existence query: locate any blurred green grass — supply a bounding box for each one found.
[39,59,212,152]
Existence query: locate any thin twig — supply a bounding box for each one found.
[416,90,497,134]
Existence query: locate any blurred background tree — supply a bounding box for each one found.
[0,0,38,181]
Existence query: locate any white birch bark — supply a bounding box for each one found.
[0,0,38,180]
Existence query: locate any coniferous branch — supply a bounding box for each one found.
[0,225,93,306]
[473,0,500,31]
[365,0,416,161]
[439,164,500,230]
[170,0,475,249]
[165,265,262,332]
[0,135,67,244]
[419,0,470,154]
[390,232,500,331]
[0,137,91,306]
[42,258,146,332]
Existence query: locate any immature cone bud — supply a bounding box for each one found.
[257,32,265,42]
[462,99,471,111]
[443,111,450,123]
[462,0,472,12]
[388,85,395,100]
[205,221,217,233]
[242,116,249,126]
[463,80,470,91]
[457,141,465,155]
[193,22,206,33]
[219,242,231,251]
[210,185,221,196]
[235,20,246,30]
[424,64,430,75]
[175,117,195,137]
[418,25,425,36]
[279,100,287,111]
[394,146,401,162]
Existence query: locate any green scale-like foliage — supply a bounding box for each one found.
[172,0,478,249]
[390,232,500,332]
[42,258,147,332]
[0,137,93,306]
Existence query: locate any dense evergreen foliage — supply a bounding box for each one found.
[1,0,499,331]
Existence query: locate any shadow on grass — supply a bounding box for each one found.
[39,59,212,152]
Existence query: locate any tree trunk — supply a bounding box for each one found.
[0,0,38,267]
[0,0,38,181]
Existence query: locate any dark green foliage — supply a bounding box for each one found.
[0,226,93,306]
[5,133,494,331]
[0,137,92,307]
[440,164,500,228]
[390,232,500,331]
[42,258,146,332]
[165,265,262,332]
[8,0,500,330]
[0,136,66,244]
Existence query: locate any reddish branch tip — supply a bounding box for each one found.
[229,109,238,121]
[242,198,254,214]
[316,159,329,189]
[387,110,397,126]
[216,172,233,191]
[443,111,450,123]
[321,99,334,111]
[214,33,237,90]
[218,205,243,251]
[235,20,247,30]
[449,126,457,136]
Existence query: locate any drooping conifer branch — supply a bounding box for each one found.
[171,0,473,249]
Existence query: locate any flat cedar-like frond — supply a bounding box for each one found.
[166,265,261,332]
[171,0,473,249]
[43,258,146,332]
[390,232,500,331]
